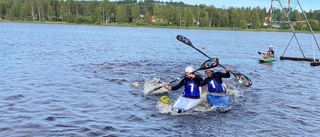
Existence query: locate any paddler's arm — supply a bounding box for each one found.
[162,78,184,91]
[193,74,203,81]
[218,67,231,78]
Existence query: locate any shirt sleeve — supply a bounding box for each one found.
[194,74,203,85]
[200,78,209,86]
[171,78,185,91]
[216,72,230,78]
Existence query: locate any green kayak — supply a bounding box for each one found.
[259,57,276,63]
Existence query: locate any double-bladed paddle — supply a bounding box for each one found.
[176,35,252,87]
[147,58,219,94]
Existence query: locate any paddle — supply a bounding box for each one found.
[258,51,267,55]
[176,35,252,87]
[147,58,219,94]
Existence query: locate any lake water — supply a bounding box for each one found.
[1,22,320,137]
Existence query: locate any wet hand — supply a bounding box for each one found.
[162,83,170,90]
[225,67,230,72]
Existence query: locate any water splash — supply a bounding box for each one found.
[142,77,168,95]
[155,101,173,114]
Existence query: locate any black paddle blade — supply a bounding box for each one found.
[176,35,193,47]
[147,86,162,94]
[198,58,219,70]
[233,73,252,87]
[258,51,261,55]
[147,78,182,94]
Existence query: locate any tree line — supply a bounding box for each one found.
[0,0,319,31]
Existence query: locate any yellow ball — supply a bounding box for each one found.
[160,96,170,104]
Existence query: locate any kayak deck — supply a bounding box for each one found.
[259,57,276,63]
[172,95,201,113]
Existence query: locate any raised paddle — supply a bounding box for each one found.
[258,51,266,55]
[176,35,252,87]
[147,58,219,94]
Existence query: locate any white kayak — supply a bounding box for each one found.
[172,95,202,113]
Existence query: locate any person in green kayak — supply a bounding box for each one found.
[162,65,203,99]
[200,67,230,94]
[266,45,275,58]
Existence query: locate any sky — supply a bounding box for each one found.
[165,0,319,11]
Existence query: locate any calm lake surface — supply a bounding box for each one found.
[1,22,320,137]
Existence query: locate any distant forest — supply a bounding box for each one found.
[0,0,319,31]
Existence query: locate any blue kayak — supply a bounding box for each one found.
[207,94,230,108]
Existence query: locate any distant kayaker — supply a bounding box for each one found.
[267,45,275,58]
[200,67,231,93]
[162,66,203,99]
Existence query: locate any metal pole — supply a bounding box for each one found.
[297,0,320,51]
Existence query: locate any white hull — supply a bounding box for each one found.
[172,95,201,112]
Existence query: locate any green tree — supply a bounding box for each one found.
[251,8,261,29]
[131,4,140,23]
[258,7,267,28]
[27,0,36,21]
[94,6,102,23]
[102,0,112,23]
[308,19,319,31]
[238,8,247,29]
[0,0,318,30]
[220,9,229,27]
[46,4,53,21]
[153,3,163,23]
[206,6,214,27]
[9,0,20,20]
[19,3,29,21]
[183,7,193,27]
[0,0,10,19]
[212,8,222,27]
[143,11,151,23]
[292,10,303,30]
[0,1,2,19]
[116,4,126,23]
[229,7,237,28]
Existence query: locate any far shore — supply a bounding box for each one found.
[1,20,318,34]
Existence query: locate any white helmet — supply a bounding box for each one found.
[269,45,273,48]
[185,66,194,73]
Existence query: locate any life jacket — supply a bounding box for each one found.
[263,54,268,59]
[184,80,201,98]
[208,79,224,93]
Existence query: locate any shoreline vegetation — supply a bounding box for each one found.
[0,0,319,33]
[1,19,318,34]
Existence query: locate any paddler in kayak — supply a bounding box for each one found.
[201,67,230,94]
[201,67,231,108]
[162,65,203,99]
[265,45,275,58]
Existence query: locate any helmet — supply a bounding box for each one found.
[185,66,194,73]
[160,96,170,104]
[269,45,273,48]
